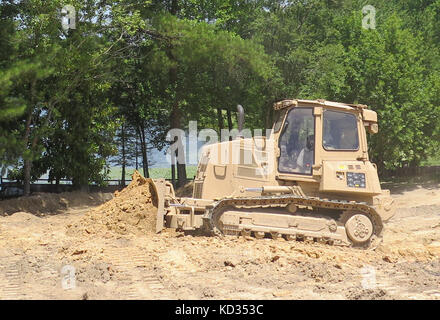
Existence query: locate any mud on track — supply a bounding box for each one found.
[0,181,439,299]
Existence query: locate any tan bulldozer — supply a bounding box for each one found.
[149,99,395,249]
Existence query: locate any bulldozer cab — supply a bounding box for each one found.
[273,99,381,195]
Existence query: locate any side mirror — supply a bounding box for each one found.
[367,123,379,134]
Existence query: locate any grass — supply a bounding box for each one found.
[421,155,440,166]
[108,166,198,181]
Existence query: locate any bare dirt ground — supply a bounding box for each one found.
[0,178,439,300]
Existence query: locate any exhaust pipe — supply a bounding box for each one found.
[237,104,244,138]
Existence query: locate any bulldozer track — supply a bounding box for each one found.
[0,246,60,300]
[105,248,172,299]
[0,231,25,299]
[205,194,383,249]
[0,256,25,300]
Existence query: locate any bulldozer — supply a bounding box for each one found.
[149,99,395,249]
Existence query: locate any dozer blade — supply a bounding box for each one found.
[146,178,174,233]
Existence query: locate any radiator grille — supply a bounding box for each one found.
[193,181,203,198]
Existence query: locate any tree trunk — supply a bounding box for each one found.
[177,164,186,186]
[265,102,273,129]
[135,137,139,170]
[24,127,40,196]
[24,160,31,196]
[121,123,126,186]
[23,110,33,196]
[227,108,233,143]
[170,0,178,15]
[170,136,176,186]
[217,108,224,133]
[171,107,186,187]
[176,143,186,187]
[56,177,60,193]
[227,109,233,131]
[171,155,176,187]
[142,130,149,179]
[169,102,186,187]
[138,124,149,178]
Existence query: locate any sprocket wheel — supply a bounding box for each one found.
[340,210,378,248]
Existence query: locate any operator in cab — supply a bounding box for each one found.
[296,134,314,174]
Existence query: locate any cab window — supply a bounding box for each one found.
[323,110,359,151]
[272,109,287,133]
[278,108,314,175]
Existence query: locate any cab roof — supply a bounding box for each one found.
[273,99,368,111]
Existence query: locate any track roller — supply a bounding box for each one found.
[254,231,265,239]
[270,232,282,240]
[284,234,296,241]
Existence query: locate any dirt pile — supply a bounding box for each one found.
[0,192,112,216]
[68,171,158,236]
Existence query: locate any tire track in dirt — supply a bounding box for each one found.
[371,261,440,299]
[27,246,60,299]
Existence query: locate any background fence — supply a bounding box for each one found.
[0,177,193,198]
[1,165,439,198]
[381,166,440,179]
